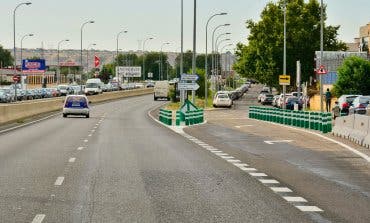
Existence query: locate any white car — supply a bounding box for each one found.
[63,95,90,118]
[213,93,233,108]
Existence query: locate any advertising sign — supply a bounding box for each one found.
[22,59,46,74]
[116,66,142,77]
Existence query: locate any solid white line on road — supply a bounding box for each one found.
[68,157,76,163]
[283,196,307,202]
[249,172,268,177]
[235,125,254,128]
[31,214,46,223]
[240,167,257,171]
[270,187,293,193]
[54,177,65,186]
[77,147,84,151]
[226,159,241,163]
[295,206,323,212]
[233,163,249,168]
[259,179,280,184]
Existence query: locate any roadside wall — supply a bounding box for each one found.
[0,88,153,125]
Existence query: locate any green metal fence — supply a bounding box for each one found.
[176,109,204,126]
[249,106,332,133]
[159,109,173,125]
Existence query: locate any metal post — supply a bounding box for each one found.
[297,60,301,100]
[204,13,227,108]
[13,2,32,101]
[20,34,33,89]
[80,20,94,92]
[320,0,324,112]
[283,0,287,110]
[191,0,197,104]
[180,0,185,104]
[143,37,153,81]
[57,39,69,85]
[116,30,127,83]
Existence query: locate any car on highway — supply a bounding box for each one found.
[154,81,170,101]
[58,84,73,96]
[348,96,370,115]
[62,95,90,118]
[285,97,303,110]
[213,93,232,108]
[85,78,103,95]
[261,94,274,105]
[337,94,360,115]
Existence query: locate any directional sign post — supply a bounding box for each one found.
[181,74,199,81]
[178,82,200,91]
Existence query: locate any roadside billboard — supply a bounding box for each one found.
[116,66,142,77]
[22,59,46,74]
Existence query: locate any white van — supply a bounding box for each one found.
[85,78,103,95]
[154,81,169,101]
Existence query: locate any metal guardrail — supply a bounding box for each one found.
[249,106,332,133]
[175,109,204,126]
[159,109,173,125]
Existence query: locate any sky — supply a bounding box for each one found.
[0,0,369,53]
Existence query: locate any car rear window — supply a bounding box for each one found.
[65,96,87,108]
[218,94,229,99]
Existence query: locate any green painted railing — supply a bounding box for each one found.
[159,109,173,125]
[176,109,204,126]
[249,106,332,133]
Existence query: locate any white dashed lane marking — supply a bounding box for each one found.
[68,157,76,163]
[54,177,65,186]
[77,147,84,151]
[83,139,88,143]
[283,196,308,202]
[169,128,325,214]
[270,187,293,193]
[259,179,280,184]
[295,206,323,212]
[31,214,46,223]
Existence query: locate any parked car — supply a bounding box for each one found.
[272,95,280,107]
[0,90,12,103]
[337,95,361,115]
[213,93,232,108]
[258,89,269,102]
[285,97,303,110]
[348,96,370,115]
[146,82,155,88]
[261,94,274,105]
[62,95,90,118]
[58,85,73,96]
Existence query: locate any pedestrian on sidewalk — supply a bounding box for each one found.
[332,101,340,120]
[325,88,332,112]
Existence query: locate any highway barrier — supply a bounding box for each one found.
[333,114,370,149]
[249,106,332,134]
[0,88,153,125]
[159,109,173,125]
[174,109,204,126]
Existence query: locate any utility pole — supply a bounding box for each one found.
[191,0,197,104]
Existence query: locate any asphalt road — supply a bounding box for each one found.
[0,94,318,222]
[185,85,370,223]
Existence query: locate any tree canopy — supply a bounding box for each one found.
[333,57,370,96]
[233,0,347,89]
[0,45,13,67]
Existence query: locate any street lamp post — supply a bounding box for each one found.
[116,30,128,66]
[80,20,94,91]
[320,0,324,112]
[211,23,230,91]
[219,43,232,88]
[215,39,230,90]
[57,39,69,85]
[142,37,154,81]
[20,33,33,89]
[283,0,287,109]
[160,42,170,80]
[13,1,32,101]
[191,0,197,104]
[205,12,227,108]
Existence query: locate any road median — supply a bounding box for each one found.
[0,88,153,125]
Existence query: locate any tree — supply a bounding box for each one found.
[333,57,370,96]
[233,0,347,89]
[174,50,218,77]
[0,45,14,67]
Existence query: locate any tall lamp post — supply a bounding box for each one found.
[57,39,69,85]
[320,0,324,112]
[80,20,94,90]
[204,12,227,108]
[116,30,128,64]
[87,43,97,77]
[211,23,230,91]
[160,42,170,80]
[219,43,233,88]
[283,0,287,109]
[20,33,33,89]
[215,38,230,90]
[13,1,32,101]
[142,37,154,80]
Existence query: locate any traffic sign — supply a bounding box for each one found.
[279,75,290,86]
[181,74,199,81]
[178,82,200,91]
[13,75,20,82]
[316,65,328,75]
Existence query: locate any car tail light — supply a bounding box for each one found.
[358,104,366,108]
[342,102,348,108]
